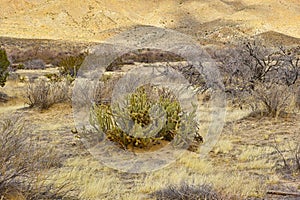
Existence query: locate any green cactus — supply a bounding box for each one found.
[91,85,198,150]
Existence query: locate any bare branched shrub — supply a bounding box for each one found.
[0,116,72,199]
[26,78,71,109]
[296,86,300,109]
[251,82,293,117]
[151,182,222,200]
[273,141,300,176]
[215,41,300,117]
[93,75,121,105]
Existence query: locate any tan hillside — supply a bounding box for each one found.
[0,0,299,42]
[255,30,300,46]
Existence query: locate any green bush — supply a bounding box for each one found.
[0,49,10,87]
[91,85,198,149]
[58,52,87,78]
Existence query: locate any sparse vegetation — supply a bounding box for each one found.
[215,41,300,117]
[0,116,72,199]
[273,140,300,176]
[106,48,184,71]
[0,49,10,87]
[58,52,87,78]
[151,182,221,200]
[24,59,45,70]
[1,36,300,199]
[26,78,71,109]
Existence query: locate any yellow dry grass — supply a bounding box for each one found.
[47,148,267,199]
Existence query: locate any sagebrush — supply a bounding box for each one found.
[26,78,71,109]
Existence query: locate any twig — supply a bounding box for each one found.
[267,190,300,196]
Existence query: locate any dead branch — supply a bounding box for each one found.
[267,190,300,196]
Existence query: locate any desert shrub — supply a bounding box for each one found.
[0,116,71,199]
[0,49,10,87]
[23,59,45,70]
[296,86,300,109]
[43,73,62,82]
[151,182,221,200]
[273,142,300,176]
[93,75,121,105]
[106,48,185,71]
[58,52,87,78]
[251,82,293,117]
[91,85,198,149]
[215,41,300,117]
[6,63,21,71]
[26,78,71,109]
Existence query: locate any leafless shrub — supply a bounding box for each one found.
[0,116,73,199]
[215,41,300,117]
[278,46,300,86]
[272,140,300,176]
[93,75,121,105]
[26,78,71,109]
[251,82,293,117]
[151,182,222,200]
[296,86,300,109]
[169,62,208,93]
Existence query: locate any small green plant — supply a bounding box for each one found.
[91,85,198,149]
[16,63,24,70]
[0,49,10,87]
[44,73,61,82]
[58,52,87,79]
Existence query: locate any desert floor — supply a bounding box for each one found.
[0,66,299,199]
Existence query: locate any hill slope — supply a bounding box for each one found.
[0,0,299,42]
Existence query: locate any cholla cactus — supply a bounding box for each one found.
[92,85,199,150]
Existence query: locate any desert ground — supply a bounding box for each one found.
[0,0,299,200]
